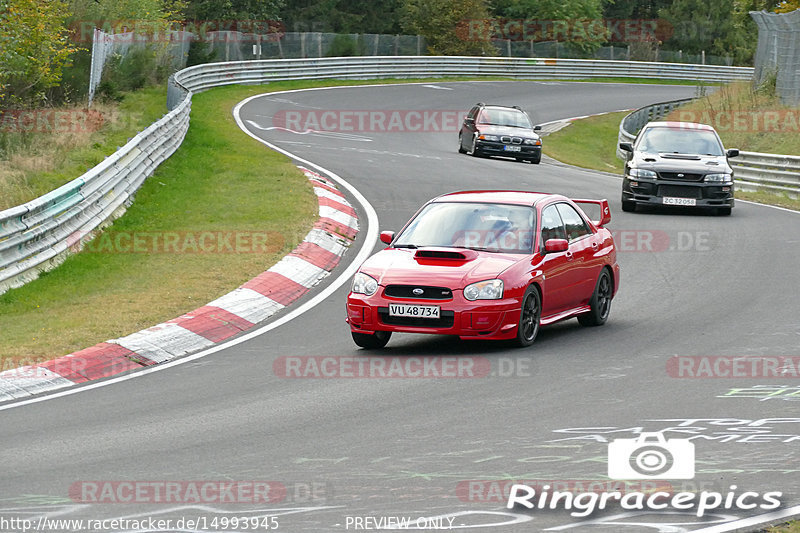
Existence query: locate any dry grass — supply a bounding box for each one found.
[0,94,162,209]
[664,81,800,155]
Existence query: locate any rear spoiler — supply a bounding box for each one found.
[572,198,611,228]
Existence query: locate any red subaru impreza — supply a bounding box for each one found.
[346,191,620,348]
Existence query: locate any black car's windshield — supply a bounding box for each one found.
[393,202,536,254]
[478,108,532,129]
[637,126,724,156]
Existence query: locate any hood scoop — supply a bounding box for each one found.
[415,249,468,260]
[659,153,701,160]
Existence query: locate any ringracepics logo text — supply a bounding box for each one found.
[506,432,782,517]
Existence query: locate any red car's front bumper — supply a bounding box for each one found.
[347,291,522,341]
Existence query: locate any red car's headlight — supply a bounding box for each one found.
[352,272,378,296]
[464,279,504,301]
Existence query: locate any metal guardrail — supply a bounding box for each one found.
[732,151,800,195]
[617,99,800,196]
[168,56,753,109]
[616,98,695,159]
[0,56,757,294]
[0,97,191,293]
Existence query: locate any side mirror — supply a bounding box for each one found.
[379,231,395,245]
[533,125,542,132]
[544,239,569,254]
[464,116,474,123]
[619,142,633,153]
[726,148,739,158]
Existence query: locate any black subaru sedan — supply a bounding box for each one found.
[619,121,739,216]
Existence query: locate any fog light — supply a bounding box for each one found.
[722,186,731,192]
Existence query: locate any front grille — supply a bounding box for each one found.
[658,185,703,199]
[384,285,453,300]
[378,308,455,328]
[659,172,703,181]
[500,136,523,144]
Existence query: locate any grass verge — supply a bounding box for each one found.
[767,521,800,532]
[0,84,319,365]
[0,88,168,210]
[543,111,628,174]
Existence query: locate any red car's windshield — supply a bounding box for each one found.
[393,201,536,254]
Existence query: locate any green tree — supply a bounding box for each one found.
[280,0,402,34]
[490,0,606,54]
[401,0,495,55]
[0,0,80,107]
[182,0,283,22]
[659,0,756,64]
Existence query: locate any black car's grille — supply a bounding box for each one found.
[384,285,453,300]
[378,308,455,328]
[659,172,703,181]
[658,185,703,199]
[500,136,523,144]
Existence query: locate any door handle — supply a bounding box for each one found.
[592,241,599,250]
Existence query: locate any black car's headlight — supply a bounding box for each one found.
[352,272,379,296]
[464,279,504,301]
[478,134,499,141]
[628,168,657,179]
[704,173,733,184]
[523,138,541,146]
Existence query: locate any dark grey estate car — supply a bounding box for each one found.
[459,103,543,164]
[620,121,739,216]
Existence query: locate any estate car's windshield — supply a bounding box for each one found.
[478,108,532,129]
[636,126,724,156]
[393,202,536,254]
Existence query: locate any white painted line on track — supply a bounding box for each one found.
[691,504,800,532]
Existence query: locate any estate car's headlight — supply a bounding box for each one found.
[704,173,733,184]
[464,279,504,301]
[524,138,541,146]
[352,272,378,296]
[628,168,657,179]
[478,134,499,141]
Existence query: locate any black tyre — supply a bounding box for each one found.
[621,199,636,212]
[578,269,613,327]
[514,286,541,347]
[458,133,467,153]
[716,207,732,216]
[351,330,391,349]
[530,155,541,164]
[468,134,482,157]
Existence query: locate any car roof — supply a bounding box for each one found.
[431,190,566,207]
[644,121,716,132]
[483,104,524,111]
